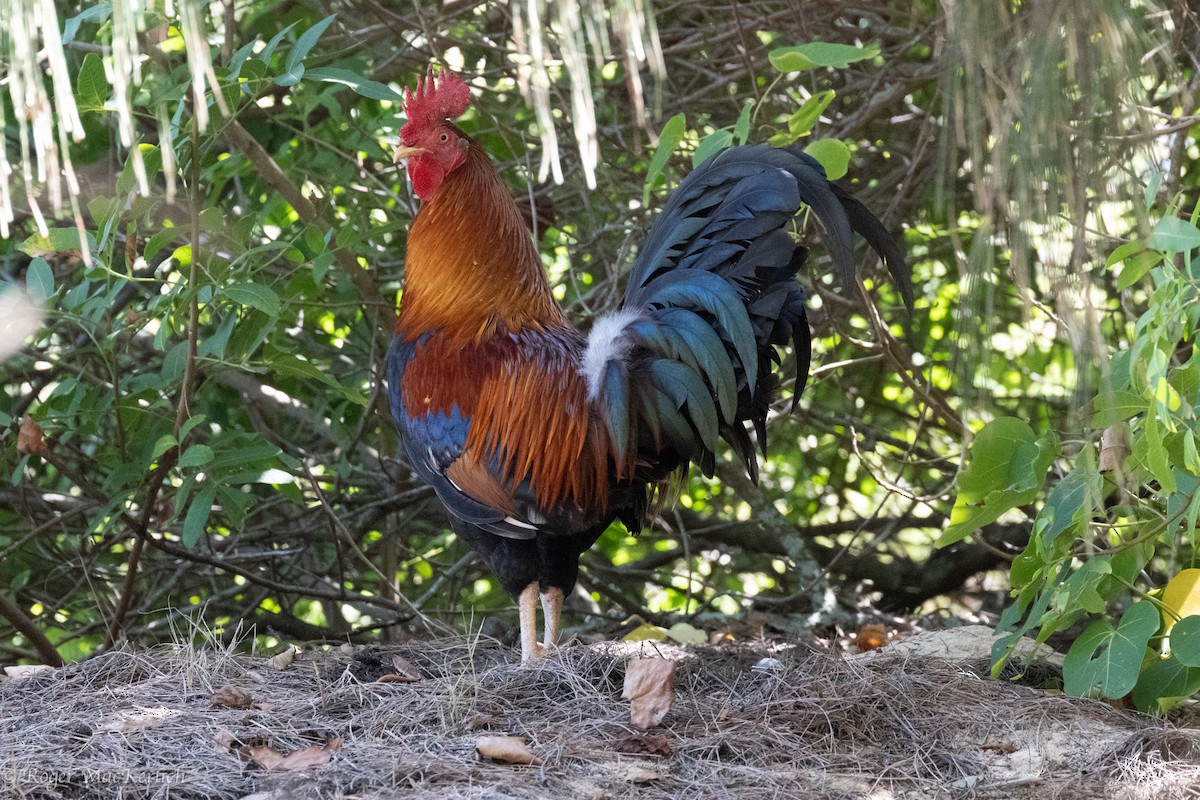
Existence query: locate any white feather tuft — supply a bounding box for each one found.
[0,288,45,364]
[582,309,643,399]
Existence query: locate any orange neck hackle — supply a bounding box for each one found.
[397,137,570,344]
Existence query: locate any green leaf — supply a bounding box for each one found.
[178,444,215,468]
[1091,390,1144,426]
[1105,239,1147,268]
[62,3,111,44]
[991,564,1067,674]
[1009,434,1059,492]
[182,483,217,549]
[178,414,208,442]
[227,39,259,80]
[76,53,108,111]
[304,67,402,101]
[87,196,120,227]
[1039,464,1101,545]
[1115,250,1160,290]
[266,352,365,400]
[768,41,880,72]
[144,228,179,262]
[277,14,336,87]
[116,144,163,195]
[277,63,305,87]
[1144,170,1164,208]
[151,434,176,460]
[25,258,54,300]
[692,129,733,168]
[1142,411,1176,494]
[1170,615,1200,667]
[1111,539,1154,586]
[225,283,281,316]
[1061,558,1112,615]
[802,139,850,180]
[939,502,1010,548]
[1132,655,1200,713]
[171,244,192,268]
[1185,431,1200,476]
[1063,601,1160,699]
[20,228,96,258]
[1148,216,1200,253]
[208,442,283,472]
[643,113,687,205]
[733,100,753,145]
[259,23,297,65]
[788,90,835,137]
[939,418,1059,547]
[11,569,30,592]
[959,419,1038,495]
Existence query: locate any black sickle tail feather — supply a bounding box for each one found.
[826,180,913,313]
[585,144,908,484]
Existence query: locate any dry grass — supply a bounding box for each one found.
[1,630,1199,800]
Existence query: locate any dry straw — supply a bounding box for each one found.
[1,633,1197,799]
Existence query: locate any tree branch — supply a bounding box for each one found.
[0,593,63,667]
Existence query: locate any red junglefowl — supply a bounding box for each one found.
[388,68,912,661]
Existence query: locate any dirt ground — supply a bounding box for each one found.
[1,626,1198,800]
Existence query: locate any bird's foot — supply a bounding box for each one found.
[518,584,565,662]
[522,639,558,661]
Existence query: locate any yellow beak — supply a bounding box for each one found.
[393,144,425,163]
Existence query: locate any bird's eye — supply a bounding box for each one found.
[438,132,450,143]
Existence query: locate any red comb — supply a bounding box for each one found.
[401,66,470,139]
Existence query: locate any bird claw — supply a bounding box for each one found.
[523,640,558,661]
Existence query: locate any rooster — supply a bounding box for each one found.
[387,68,911,660]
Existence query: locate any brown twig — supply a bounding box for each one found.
[0,593,64,666]
[106,117,206,650]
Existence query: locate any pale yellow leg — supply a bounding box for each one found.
[518,582,544,661]
[540,587,564,651]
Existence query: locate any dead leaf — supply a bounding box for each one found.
[1100,423,1131,472]
[245,737,342,771]
[211,685,253,709]
[17,417,48,458]
[751,657,782,673]
[854,623,889,652]
[476,735,541,766]
[629,769,665,784]
[243,745,282,769]
[125,228,138,271]
[267,645,298,670]
[613,729,672,757]
[623,622,669,642]
[665,622,706,644]
[3,664,53,680]
[377,654,423,683]
[467,713,496,730]
[97,707,180,733]
[623,658,675,729]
